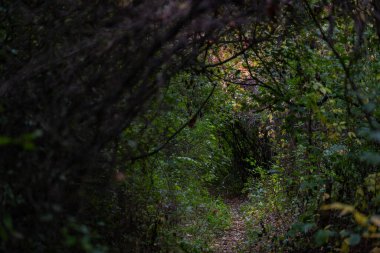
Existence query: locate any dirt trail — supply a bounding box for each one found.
[212,198,247,253]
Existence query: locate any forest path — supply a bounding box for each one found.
[212,197,247,253]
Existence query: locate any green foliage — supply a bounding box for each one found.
[99,71,235,252]
[3,0,380,252]
[61,220,108,253]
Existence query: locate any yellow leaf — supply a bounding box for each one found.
[341,240,350,253]
[354,211,368,227]
[269,113,273,122]
[321,202,354,216]
[369,225,377,233]
[356,187,364,197]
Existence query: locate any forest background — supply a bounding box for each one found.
[1,0,380,252]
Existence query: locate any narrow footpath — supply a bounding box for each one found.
[212,198,247,253]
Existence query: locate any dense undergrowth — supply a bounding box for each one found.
[2,0,380,252]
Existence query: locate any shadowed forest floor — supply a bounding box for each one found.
[212,198,247,253]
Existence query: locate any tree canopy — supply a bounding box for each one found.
[2,0,380,252]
